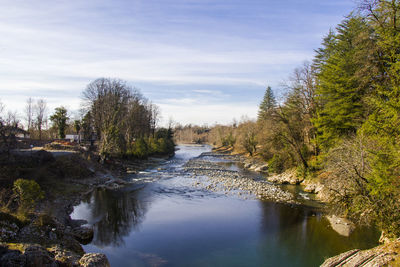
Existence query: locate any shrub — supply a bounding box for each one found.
[128,138,149,159]
[221,132,236,147]
[268,154,285,174]
[13,179,44,213]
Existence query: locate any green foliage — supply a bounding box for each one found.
[128,138,149,159]
[242,131,257,156]
[313,16,374,151]
[126,128,175,159]
[74,120,81,134]
[258,86,276,121]
[50,106,69,139]
[81,112,93,140]
[268,154,285,174]
[221,132,236,147]
[13,179,44,214]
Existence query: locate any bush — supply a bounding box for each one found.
[268,154,285,174]
[13,179,44,213]
[128,138,149,159]
[221,132,236,147]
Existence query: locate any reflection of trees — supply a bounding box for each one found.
[258,202,378,266]
[85,187,148,247]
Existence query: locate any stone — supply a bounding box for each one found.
[379,231,393,244]
[0,250,27,267]
[79,253,110,267]
[0,221,19,241]
[24,245,57,267]
[267,169,303,185]
[321,246,398,267]
[326,215,355,237]
[254,164,268,173]
[71,226,94,244]
[48,245,81,267]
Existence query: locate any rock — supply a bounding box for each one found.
[320,249,360,267]
[0,250,27,267]
[302,179,324,194]
[71,226,94,244]
[267,169,303,185]
[69,219,88,228]
[24,245,57,267]
[315,186,331,202]
[61,236,85,255]
[321,244,398,267]
[379,231,394,244]
[48,245,81,267]
[79,253,110,267]
[0,221,19,241]
[326,215,355,237]
[254,164,269,173]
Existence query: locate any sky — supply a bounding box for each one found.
[0,0,356,126]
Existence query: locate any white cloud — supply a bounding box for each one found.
[0,0,354,125]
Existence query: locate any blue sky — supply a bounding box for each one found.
[0,0,355,125]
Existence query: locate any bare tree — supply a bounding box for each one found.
[6,111,20,127]
[25,97,34,131]
[34,99,47,140]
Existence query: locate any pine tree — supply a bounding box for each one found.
[258,86,276,121]
[313,16,375,151]
[50,107,69,139]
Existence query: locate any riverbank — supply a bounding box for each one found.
[211,145,400,266]
[0,149,171,266]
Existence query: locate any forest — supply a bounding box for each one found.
[175,1,400,237]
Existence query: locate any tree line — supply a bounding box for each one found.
[0,78,174,160]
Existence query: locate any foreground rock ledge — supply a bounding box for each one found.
[320,238,400,267]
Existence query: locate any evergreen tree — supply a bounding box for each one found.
[258,86,276,121]
[360,0,400,235]
[50,106,69,139]
[313,16,375,151]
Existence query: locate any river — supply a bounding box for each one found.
[71,145,379,267]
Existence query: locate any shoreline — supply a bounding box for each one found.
[209,145,400,266]
[0,149,172,266]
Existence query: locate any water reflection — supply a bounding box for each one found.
[258,202,379,266]
[79,187,149,247]
[71,145,380,267]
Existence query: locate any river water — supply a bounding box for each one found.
[71,145,379,267]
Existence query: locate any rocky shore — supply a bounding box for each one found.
[0,150,171,267]
[184,152,295,204]
[321,238,400,267]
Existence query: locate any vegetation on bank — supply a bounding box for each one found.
[175,1,400,237]
[0,78,175,160]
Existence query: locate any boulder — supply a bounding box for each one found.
[0,221,19,241]
[302,179,324,193]
[254,164,269,173]
[326,215,355,237]
[321,245,398,267]
[0,250,26,267]
[267,169,303,184]
[24,245,57,267]
[48,245,81,267]
[79,253,110,267]
[71,226,94,244]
